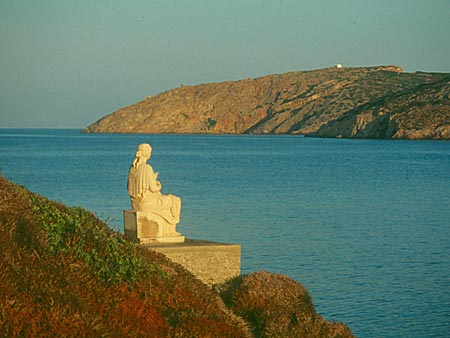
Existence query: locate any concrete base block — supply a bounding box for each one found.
[124,210,185,244]
[145,239,241,286]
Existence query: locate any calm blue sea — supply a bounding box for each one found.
[1,129,449,337]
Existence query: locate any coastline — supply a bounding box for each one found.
[0,175,354,337]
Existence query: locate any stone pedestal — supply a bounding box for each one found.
[145,239,241,286]
[123,210,185,244]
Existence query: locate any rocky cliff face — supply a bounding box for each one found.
[310,77,450,139]
[83,66,450,139]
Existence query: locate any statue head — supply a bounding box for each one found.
[132,143,152,168]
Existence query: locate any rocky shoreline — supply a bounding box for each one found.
[84,66,450,139]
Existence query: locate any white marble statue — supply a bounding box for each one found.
[127,143,181,236]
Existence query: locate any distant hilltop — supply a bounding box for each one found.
[83,66,450,139]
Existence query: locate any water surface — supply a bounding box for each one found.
[1,129,449,338]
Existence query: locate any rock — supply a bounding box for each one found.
[83,66,450,139]
[311,78,450,139]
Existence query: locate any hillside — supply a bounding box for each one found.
[310,77,450,139]
[0,175,354,337]
[83,66,450,139]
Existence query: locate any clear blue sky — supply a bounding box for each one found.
[1,0,449,128]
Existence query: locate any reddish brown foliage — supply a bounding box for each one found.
[0,175,250,337]
[220,271,354,338]
[1,175,354,337]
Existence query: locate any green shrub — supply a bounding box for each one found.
[220,271,354,338]
[205,117,217,130]
[30,195,156,283]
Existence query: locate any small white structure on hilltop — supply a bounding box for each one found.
[336,64,343,69]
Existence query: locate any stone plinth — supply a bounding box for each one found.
[124,210,185,244]
[145,239,241,286]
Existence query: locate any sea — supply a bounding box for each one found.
[0,128,449,338]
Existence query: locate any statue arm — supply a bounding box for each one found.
[150,178,162,192]
[146,165,162,192]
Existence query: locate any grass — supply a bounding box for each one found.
[0,174,354,337]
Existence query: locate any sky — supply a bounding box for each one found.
[1,0,449,128]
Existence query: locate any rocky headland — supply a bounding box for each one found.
[83,66,450,139]
[0,175,354,337]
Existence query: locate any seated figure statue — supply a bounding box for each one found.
[127,143,181,238]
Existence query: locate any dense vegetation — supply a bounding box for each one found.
[0,175,353,337]
[220,272,353,338]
